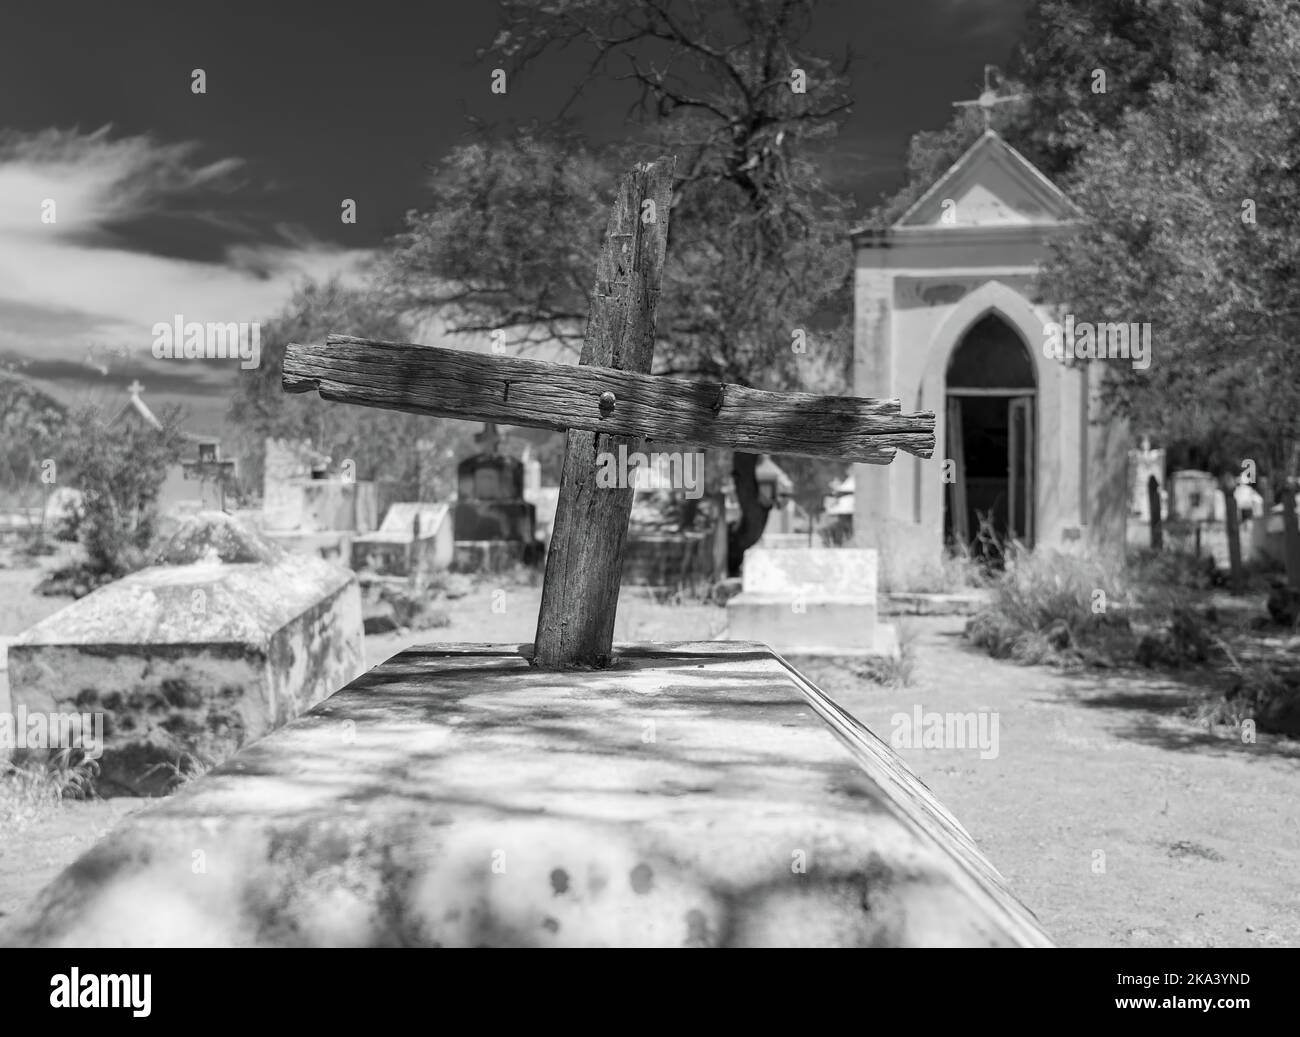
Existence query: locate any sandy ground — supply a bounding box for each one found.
[0,799,148,938]
[3,572,1298,946]
[798,620,1300,948]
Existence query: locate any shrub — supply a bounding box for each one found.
[1197,663,1300,738]
[59,404,188,578]
[853,621,917,687]
[0,750,98,831]
[965,548,1133,664]
[1127,549,1216,612]
[989,548,1123,629]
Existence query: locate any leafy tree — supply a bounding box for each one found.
[1032,1,1300,586]
[1013,0,1264,177]
[382,123,610,355]
[866,0,1268,227]
[0,375,67,509]
[59,403,188,577]
[385,0,858,571]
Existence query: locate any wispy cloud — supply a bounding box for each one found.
[0,126,370,373]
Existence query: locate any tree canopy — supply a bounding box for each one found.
[1031,0,1300,483]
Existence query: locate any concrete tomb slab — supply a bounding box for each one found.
[7,641,1049,948]
[726,548,897,657]
[351,502,453,578]
[5,512,364,795]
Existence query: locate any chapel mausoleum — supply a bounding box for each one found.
[851,129,1130,576]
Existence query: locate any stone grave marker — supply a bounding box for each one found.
[351,501,453,578]
[261,437,377,562]
[452,422,540,571]
[726,547,896,656]
[7,159,1051,947]
[261,438,322,530]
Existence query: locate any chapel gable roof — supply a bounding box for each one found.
[890,130,1079,231]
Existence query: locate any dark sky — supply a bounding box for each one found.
[0,0,1030,432]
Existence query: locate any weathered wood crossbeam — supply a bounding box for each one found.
[283,335,936,464]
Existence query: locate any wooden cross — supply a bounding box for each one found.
[283,156,935,669]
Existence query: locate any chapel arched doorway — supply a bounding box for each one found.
[944,313,1037,553]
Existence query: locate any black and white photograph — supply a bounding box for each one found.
[0,0,1292,990]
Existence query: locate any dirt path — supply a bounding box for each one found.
[799,617,1300,948]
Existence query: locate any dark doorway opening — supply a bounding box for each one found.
[944,314,1036,556]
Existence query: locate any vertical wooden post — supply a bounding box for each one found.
[1283,479,1300,592]
[533,157,675,669]
[711,491,728,580]
[1257,475,1272,521]
[1147,475,1162,550]
[1221,474,1243,594]
[38,479,50,552]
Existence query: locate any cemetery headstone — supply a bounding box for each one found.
[1171,470,1222,523]
[262,437,377,561]
[262,438,322,530]
[351,501,453,578]
[726,547,896,656]
[454,424,530,535]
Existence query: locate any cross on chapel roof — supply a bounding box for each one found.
[111,378,164,432]
[952,65,1028,130]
